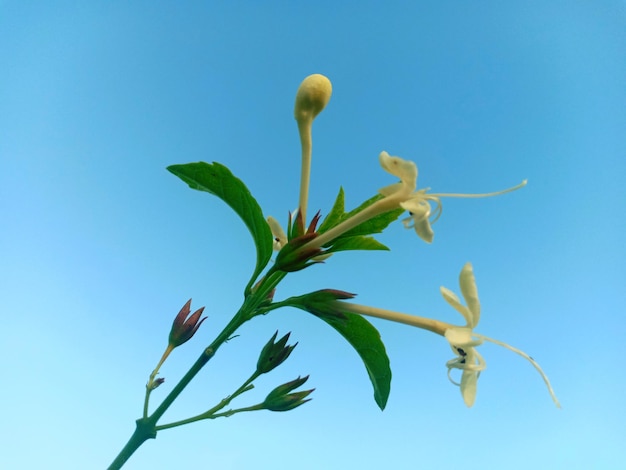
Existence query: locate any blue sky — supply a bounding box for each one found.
[1,2,625,469]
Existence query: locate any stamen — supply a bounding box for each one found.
[476,333,561,408]
[430,197,443,223]
[447,368,461,386]
[429,180,527,199]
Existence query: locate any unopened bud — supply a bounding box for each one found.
[256,331,297,374]
[294,74,332,124]
[263,376,314,412]
[168,299,207,348]
[147,377,165,391]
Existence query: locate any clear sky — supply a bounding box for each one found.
[1,2,625,469]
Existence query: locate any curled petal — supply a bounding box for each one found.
[400,197,430,217]
[400,200,434,243]
[378,151,417,193]
[459,263,480,326]
[446,347,485,407]
[400,198,435,243]
[405,216,434,243]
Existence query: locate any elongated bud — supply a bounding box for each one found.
[294,74,332,124]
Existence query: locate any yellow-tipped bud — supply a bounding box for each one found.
[294,74,332,123]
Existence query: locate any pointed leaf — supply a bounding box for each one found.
[318,189,404,243]
[316,311,391,410]
[283,294,391,410]
[167,162,273,293]
[318,187,345,233]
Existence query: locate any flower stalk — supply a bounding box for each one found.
[294,74,332,225]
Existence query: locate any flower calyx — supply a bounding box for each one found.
[273,211,328,272]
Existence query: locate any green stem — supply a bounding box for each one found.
[107,309,247,469]
[156,373,259,431]
[108,272,287,468]
[143,345,173,418]
[107,418,157,470]
[210,403,265,418]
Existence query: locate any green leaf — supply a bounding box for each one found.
[317,311,391,410]
[167,162,273,293]
[318,188,404,250]
[280,291,391,410]
[335,207,404,240]
[318,187,345,233]
[326,236,390,253]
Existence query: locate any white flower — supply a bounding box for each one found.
[444,327,486,407]
[377,152,527,243]
[441,262,561,408]
[441,263,484,406]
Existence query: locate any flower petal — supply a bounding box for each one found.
[402,214,434,243]
[459,263,480,327]
[440,287,472,324]
[378,182,404,197]
[444,327,482,348]
[460,368,478,407]
[378,151,417,193]
[401,199,435,243]
[400,197,430,215]
[267,216,288,251]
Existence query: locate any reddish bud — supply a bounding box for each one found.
[168,299,207,348]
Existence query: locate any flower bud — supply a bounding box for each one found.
[263,376,314,412]
[147,377,165,391]
[168,299,207,348]
[256,331,298,374]
[273,232,324,272]
[294,74,332,124]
